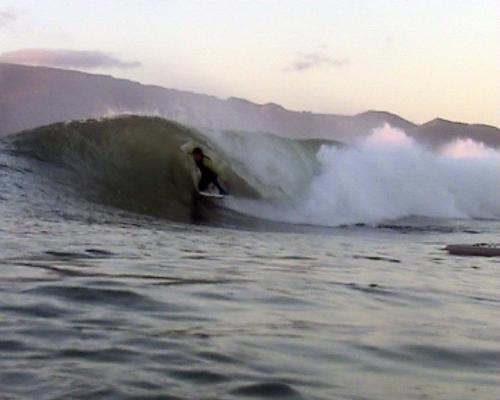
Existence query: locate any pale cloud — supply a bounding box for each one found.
[287,52,349,72]
[0,49,141,69]
[0,9,18,29]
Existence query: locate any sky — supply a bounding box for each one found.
[0,0,498,127]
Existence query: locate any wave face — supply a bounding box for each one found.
[8,116,322,224]
[8,116,500,227]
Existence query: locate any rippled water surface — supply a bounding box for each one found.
[1,150,500,400]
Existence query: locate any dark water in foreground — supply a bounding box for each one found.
[1,141,499,400]
[2,216,500,399]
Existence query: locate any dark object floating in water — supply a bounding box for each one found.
[446,243,500,257]
[230,382,303,398]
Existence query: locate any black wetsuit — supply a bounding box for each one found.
[195,156,227,194]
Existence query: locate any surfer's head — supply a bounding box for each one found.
[192,147,204,162]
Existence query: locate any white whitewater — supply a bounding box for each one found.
[225,124,500,227]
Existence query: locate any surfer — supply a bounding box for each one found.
[191,147,228,195]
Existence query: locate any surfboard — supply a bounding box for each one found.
[445,243,500,257]
[197,191,225,199]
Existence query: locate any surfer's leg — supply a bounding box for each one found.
[212,177,228,195]
[198,175,211,192]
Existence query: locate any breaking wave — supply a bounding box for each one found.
[7,116,500,227]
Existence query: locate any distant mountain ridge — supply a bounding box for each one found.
[410,118,500,148]
[1,62,499,147]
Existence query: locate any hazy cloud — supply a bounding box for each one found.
[287,52,349,72]
[0,9,18,29]
[0,49,141,69]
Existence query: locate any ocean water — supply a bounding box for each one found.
[1,117,499,399]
